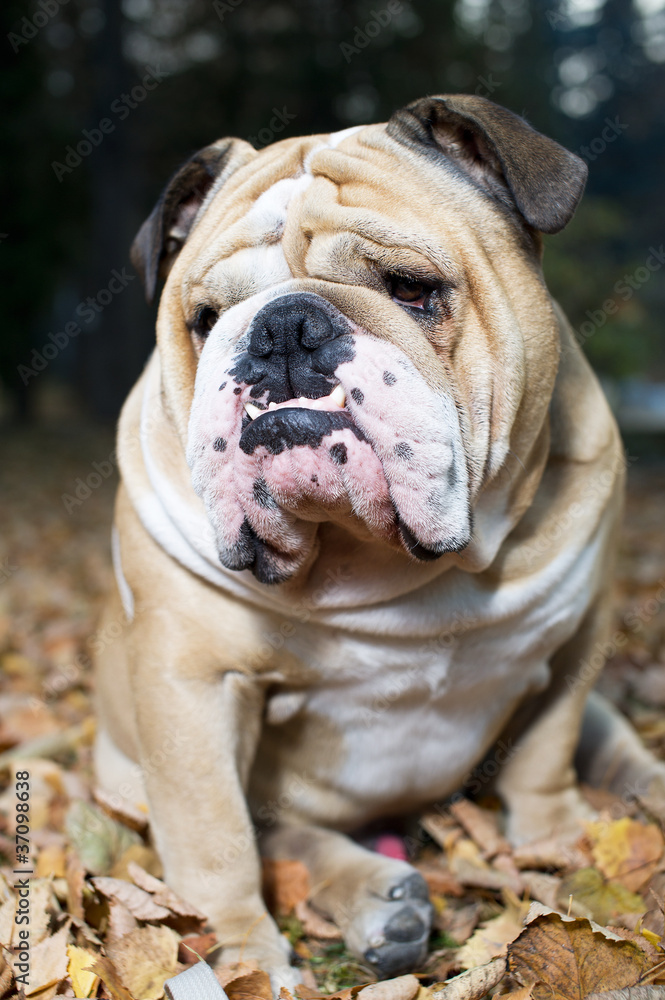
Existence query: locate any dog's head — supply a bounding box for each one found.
[132,95,586,584]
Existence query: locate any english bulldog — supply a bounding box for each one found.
[94,95,665,990]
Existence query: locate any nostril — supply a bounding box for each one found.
[383,906,426,943]
[300,313,334,350]
[249,327,274,357]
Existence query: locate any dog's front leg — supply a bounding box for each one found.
[129,623,298,990]
[495,601,608,845]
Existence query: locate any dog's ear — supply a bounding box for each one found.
[387,94,587,234]
[131,138,256,304]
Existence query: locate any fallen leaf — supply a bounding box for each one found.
[177,931,219,964]
[512,835,589,871]
[26,923,69,995]
[457,895,530,970]
[94,787,149,833]
[88,954,134,1000]
[225,969,274,1000]
[127,862,206,921]
[558,868,647,924]
[449,800,510,860]
[106,897,138,947]
[415,860,464,897]
[106,924,180,999]
[215,960,260,988]
[587,819,665,892]
[508,907,653,999]
[36,844,66,879]
[435,902,482,946]
[0,900,15,948]
[587,990,665,999]
[92,875,171,921]
[65,800,141,876]
[430,957,507,1000]
[356,974,420,1000]
[262,859,310,915]
[420,813,464,852]
[66,944,99,998]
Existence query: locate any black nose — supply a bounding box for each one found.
[229,293,355,403]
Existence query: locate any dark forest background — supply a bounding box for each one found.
[2,0,664,424]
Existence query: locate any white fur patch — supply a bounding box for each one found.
[112,526,135,621]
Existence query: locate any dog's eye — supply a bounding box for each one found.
[192,306,219,339]
[388,274,433,309]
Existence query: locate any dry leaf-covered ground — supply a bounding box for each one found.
[1,426,665,1000]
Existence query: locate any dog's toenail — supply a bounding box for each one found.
[365,948,381,964]
[369,935,385,948]
[384,906,426,942]
[389,885,405,899]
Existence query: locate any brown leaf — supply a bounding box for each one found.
[26,923,69,996]
[106,898,139,949]
[88,954,134,1000]
[93,787,149,834]
[127,862,206,921]
[415,861,464,898]
[106,924,180,1000]
[262,859,310,915]
[356,974,420,1000]
[92,876,171,921]
[215,960,260,987]
[435,902,482,946]
[587,990,665,999]
[225,969,274,1000]
[177,932,219,965]
[508,907,653,1000]
[449,801,510,860]
[65,850,85,921]
[587,819,665,893]
[430,958,507,1000]
[512,835,589,871]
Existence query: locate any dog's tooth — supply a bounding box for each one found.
[244,403,263,420]
[330,384,346,408]
[268,401,277,410]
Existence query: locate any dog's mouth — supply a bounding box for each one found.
[238,385,359,456]
[187,315,471,584]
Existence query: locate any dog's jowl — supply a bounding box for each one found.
[94,95,665,991]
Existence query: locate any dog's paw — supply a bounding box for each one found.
[268,963,307,997]
[341,869,432,978]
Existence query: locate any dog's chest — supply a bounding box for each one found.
[258,542,598,812]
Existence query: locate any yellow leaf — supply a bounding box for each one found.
[66,945,100,998]
[558,868,647,925]
[586,818,664,892]
[106,924,179,999]
[457,896,530,970]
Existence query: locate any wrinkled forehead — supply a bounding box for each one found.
[178,122,492,299]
